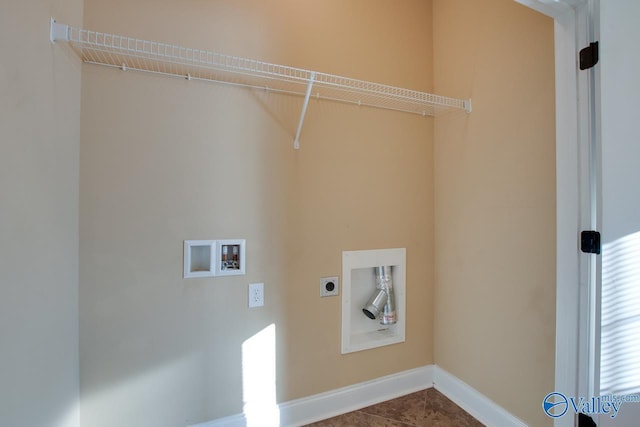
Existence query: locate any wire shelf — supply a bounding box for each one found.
[51,20,471,147]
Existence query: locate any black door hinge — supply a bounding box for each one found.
[581,230,601,255]
[578,413,597,427]
[580,41,599,70]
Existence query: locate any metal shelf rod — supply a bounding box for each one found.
[294,71,315,150]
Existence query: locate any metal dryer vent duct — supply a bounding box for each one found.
[362,266,396,325]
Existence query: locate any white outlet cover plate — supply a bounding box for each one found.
[320,276,340,297]
[248,282,264,308]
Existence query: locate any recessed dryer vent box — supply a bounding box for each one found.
[184,240,216,278]
[341,248,406,354]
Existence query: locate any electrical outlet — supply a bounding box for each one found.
[320,276,339,297]
[248,283,264,308]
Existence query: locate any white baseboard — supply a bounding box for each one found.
[279,365,434,426]
[432,365,528,427]
[190,365,433,427]
[191,364,527,427]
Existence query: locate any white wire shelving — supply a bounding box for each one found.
[50,19,471,149]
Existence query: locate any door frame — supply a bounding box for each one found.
[515,1,594,426]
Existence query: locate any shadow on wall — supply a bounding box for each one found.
[79,323,279,426]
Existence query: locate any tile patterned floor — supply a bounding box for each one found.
[304,388,485,427]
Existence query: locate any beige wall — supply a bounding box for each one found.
[79,1,434,425]
[432,1,556,426]
[0,0,556,425]
[0,0,82,426]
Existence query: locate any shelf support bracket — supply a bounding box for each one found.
[294,71,316,150]
[50,18,69,44]
[464,99,473,114]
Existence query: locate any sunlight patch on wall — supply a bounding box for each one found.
[56,399,79,427]
[242,324,279,427]
[601,231,640,395]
